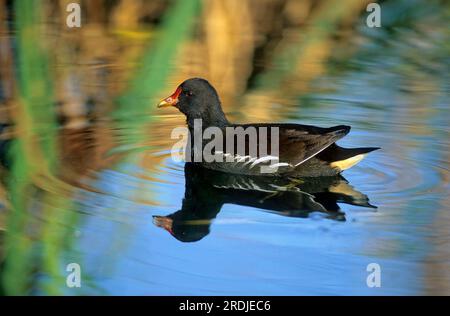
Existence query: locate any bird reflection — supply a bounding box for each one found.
[153,163,376,242]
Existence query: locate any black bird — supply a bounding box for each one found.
[153,163,376,243]
[158,78,379,177]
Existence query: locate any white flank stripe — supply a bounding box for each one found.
[242,157,258,166]
[267,162,292,168]
[250,156,279,169]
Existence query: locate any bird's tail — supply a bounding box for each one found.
[329,146,380,171]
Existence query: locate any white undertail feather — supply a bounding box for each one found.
[330,154,367,171]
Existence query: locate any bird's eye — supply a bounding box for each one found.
[184,90,193,97]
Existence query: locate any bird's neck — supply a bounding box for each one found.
[187,107,229,131]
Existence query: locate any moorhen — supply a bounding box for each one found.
[153,163,376,242]
[158,78,379,177]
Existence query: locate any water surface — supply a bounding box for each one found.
[0,0,448,295]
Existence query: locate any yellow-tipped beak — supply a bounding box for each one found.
[157,99,173,108]
[157,86,182,108]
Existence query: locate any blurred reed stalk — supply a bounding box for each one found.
[2,0,78,295]
[113,0,201,151]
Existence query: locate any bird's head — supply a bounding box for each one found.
[157,78,228,127]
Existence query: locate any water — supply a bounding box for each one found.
[0,1,449,295]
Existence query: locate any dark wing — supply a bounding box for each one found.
[236,123,350,167]
[277,124,351,167]
[212,123,350,175]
